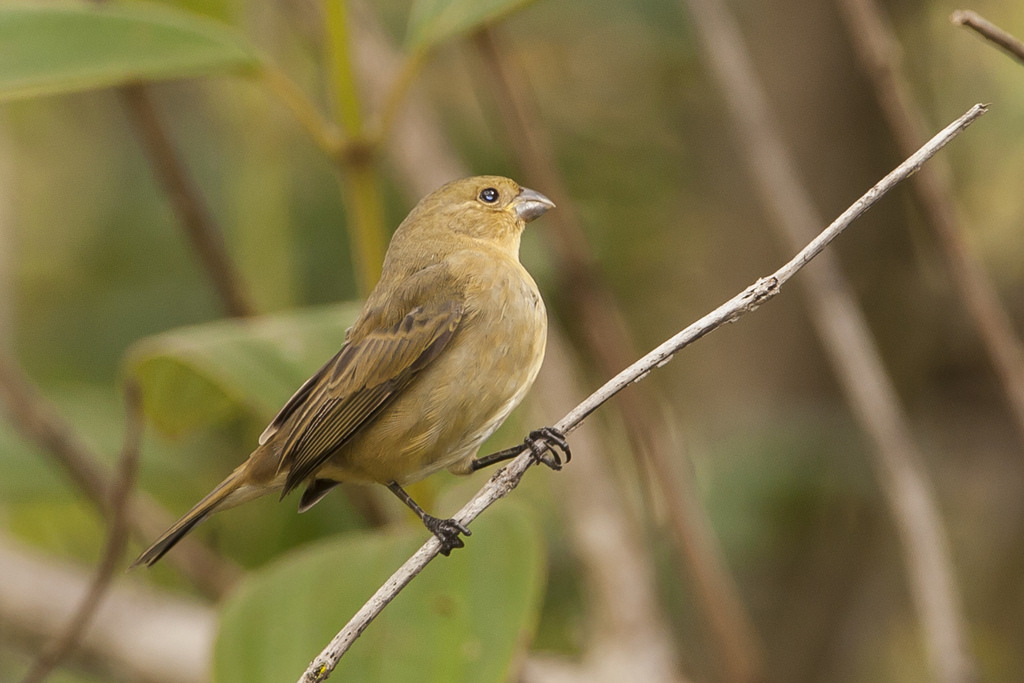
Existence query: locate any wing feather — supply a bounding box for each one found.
[272,299,463,496]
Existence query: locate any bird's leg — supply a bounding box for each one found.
[470,427,572,472]
[386,481,470,556]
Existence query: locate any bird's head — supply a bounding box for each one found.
[399,176,555,256]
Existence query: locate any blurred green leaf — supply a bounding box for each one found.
[0,1,261,102]
[214,503,546,683]
[406,0,537,51]
[124,303,361,436]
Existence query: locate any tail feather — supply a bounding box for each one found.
[131,467,251,568]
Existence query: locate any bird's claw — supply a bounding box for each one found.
[526,427,572,471]
[423,514,471,556]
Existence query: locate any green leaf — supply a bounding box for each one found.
[406,0,538,51]
[124,303,361,436]
[214,503,546,683]
[0,1,262,102]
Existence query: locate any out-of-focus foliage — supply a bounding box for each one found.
[126,302,360,436]
[214,503,545,683]
[406,0,538,50]
[0,3,260,102]
[1,0,1024,681]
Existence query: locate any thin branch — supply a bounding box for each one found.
[0,352,240,596]
[0,353,112,513]
[119,85,256,318]
[21,382,144,683]
[681,0,976,680]
[951,10,1024,66]
[471,26,760,682]
[297,103,986,683]
[841,0,1024,450]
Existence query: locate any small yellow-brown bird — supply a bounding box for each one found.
[133,176,568,566]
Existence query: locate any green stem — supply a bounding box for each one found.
[324,0,364,136]
[338,162,386,296]
[322,0,388,295]
[260,63,344,156]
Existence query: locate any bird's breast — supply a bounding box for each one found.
[324,250,547,486]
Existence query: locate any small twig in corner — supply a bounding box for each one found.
[296,103,987,683]
[841,0,1024,451]
[20,382,145,683]
[952,10,1024,66]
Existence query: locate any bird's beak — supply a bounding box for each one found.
[512,187,556,223]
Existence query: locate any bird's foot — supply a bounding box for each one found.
[526,427,572,471]
[422,514,471,556]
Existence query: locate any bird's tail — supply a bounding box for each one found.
[130,464,257,568]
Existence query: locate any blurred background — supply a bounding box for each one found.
[1,0,1023,681]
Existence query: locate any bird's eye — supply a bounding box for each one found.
[478,187,500,204]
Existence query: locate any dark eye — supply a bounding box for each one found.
[478,187,500,204]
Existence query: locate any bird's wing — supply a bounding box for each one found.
[270,298,464,497]
[259,348,342,447]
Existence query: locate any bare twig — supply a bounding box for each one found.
[681,0,975,680]
[0,352,240,596]
[297,104,986,683]
[951,10,1024,66]
[21,382,144,683]
[841,0,1024,450]
[472,28,762,681]
[119,85,256,318]
[0,353,112,512]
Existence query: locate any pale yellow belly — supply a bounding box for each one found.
[319,267,546,485]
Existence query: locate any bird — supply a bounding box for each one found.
[132,176,570,567]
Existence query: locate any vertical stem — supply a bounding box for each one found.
[337,161,386,295]
[323,0,386,295]
[840,0,1024,452]
[323,0,363,136]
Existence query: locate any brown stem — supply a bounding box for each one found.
[840,0,1024,451]
[119,85,256,318]
[680,0,975,680]
[21,383,144,683]
[0,352,240,596]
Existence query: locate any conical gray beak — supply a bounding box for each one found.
[513,187,556,223]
